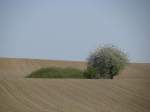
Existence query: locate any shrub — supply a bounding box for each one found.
[85,45,129,79]
[83,67,97,79]
[26,67,84,79]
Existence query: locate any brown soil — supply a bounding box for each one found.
[0,58,150,112]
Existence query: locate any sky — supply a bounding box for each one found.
[0,0,150,62]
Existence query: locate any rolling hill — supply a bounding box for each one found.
[0,58,150,112]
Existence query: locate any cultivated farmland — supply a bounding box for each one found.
[0,58,150,112]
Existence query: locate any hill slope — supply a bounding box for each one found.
[0,58,86,79]
[0,58,150,79]
[0,58,150,112]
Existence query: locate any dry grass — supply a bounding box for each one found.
[0,58,150,112]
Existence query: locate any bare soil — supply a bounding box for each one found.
[0,58,150,112]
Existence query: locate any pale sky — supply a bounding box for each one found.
[0,0,150,62]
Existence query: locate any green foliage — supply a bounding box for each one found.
[85,45,129,79]
[26,67,84,79]
[26,45,128,79]
[83,67,97,79]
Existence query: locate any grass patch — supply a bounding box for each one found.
[26,67,84,79]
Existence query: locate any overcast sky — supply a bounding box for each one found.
[0,0,150,62]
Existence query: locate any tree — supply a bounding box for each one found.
[84,45,129,79]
